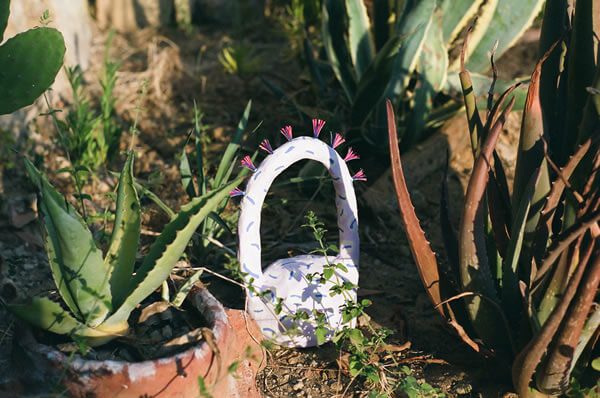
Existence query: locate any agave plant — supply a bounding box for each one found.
[314,0,542,150]
[388,1,599,395]
[7,152,241,346]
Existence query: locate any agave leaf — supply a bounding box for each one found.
[180,137,197,199]
[322,0,356,101]
[439,0,484,45]
[0,0,8,42]
[103,178,242,327]
[172,269,204,308]
[8,297,97,336]
[458,97,514,351]
[345,0,374,79]
[501,168,540,325]
[385,0,434,99]
[133,179,175,219]
[373,0,390,50]
[387,99,444,317]
[303,36,325,92]
[105,152,141,309]
[512,241,595,396]
[25,160,111,327]
[536,244,600,394]
[404,13,448,148]
[214,100,251,188]
[351,34,404,126]
[465,0,545,73]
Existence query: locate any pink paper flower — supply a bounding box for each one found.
[259,139,274,154]
[240,155,257,172]
[229,187,245,197]
[331,133,345,149]
[280,125,293,141]
[312,119,325,138]
[352,169,367,182]
[344,147,360,162]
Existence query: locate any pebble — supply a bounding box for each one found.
[292,381,304,391]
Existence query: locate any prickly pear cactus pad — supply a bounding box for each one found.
[0,26,65,114]
[231,120,365,347]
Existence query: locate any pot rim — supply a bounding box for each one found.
[20,285,230,374]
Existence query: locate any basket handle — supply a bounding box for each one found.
[237,137,359,282]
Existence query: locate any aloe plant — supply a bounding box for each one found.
[388,1,599,395]
[7,153,241,346]
[315,0,541,150]
[0,0,65,115]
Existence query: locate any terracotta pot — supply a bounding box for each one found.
[16,286,264,398]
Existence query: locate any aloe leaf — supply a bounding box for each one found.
[345,0,374,79]
[180,138,197,199]
[103,178,242,327]
[458,97,514,351]
[351,34,404,126]
[193,102,206,196]
[571,305,600,373]
[322,0,356,101]
[105,152,141,309]
[8,297,94,336]
[385,0,434,99]
[512,55,551,268]
[0,27,65,114]
[465,0,545,73]
[501,168,540,325]
[440,153,459,281]
[537,247,600,394]
[445,73,529,111]
[214,100,251,188]
[0,0,8,42]
[458,35,484,154]
[25,160,111,327]
[172,269,204,308]
[563,0,597,160]
[387,99,445,317]
[538,0,568,152]
[512,242,593,397]
[439,0,484,45]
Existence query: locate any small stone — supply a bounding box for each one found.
[453,382,473,395]
[310,360,318,367]
[292,381,304,391]
[288,356,300,365]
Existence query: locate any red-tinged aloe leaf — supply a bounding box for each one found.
[536,242,600,394]
[512,241,595,397]
[487,167,510,259]
[459,27,484,155]
[440,151,459,280]
[458,97,515,351]
[563,0,597,160]
[387,99,445,317]
[502,168,541,327]
[537,249,573,326]
[534,209,600,283]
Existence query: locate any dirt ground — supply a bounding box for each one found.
[0,14,541,397]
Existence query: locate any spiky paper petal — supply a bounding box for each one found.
[240,155,257,172]
[229,187,245,197]
[344,147,360,162]
[352,169,367,181]
[259,139,274,154]
[312,119,325,138]
[332,133,345,149]
[280,125,293,141]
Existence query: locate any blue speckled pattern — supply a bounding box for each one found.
[237,136,360,347]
